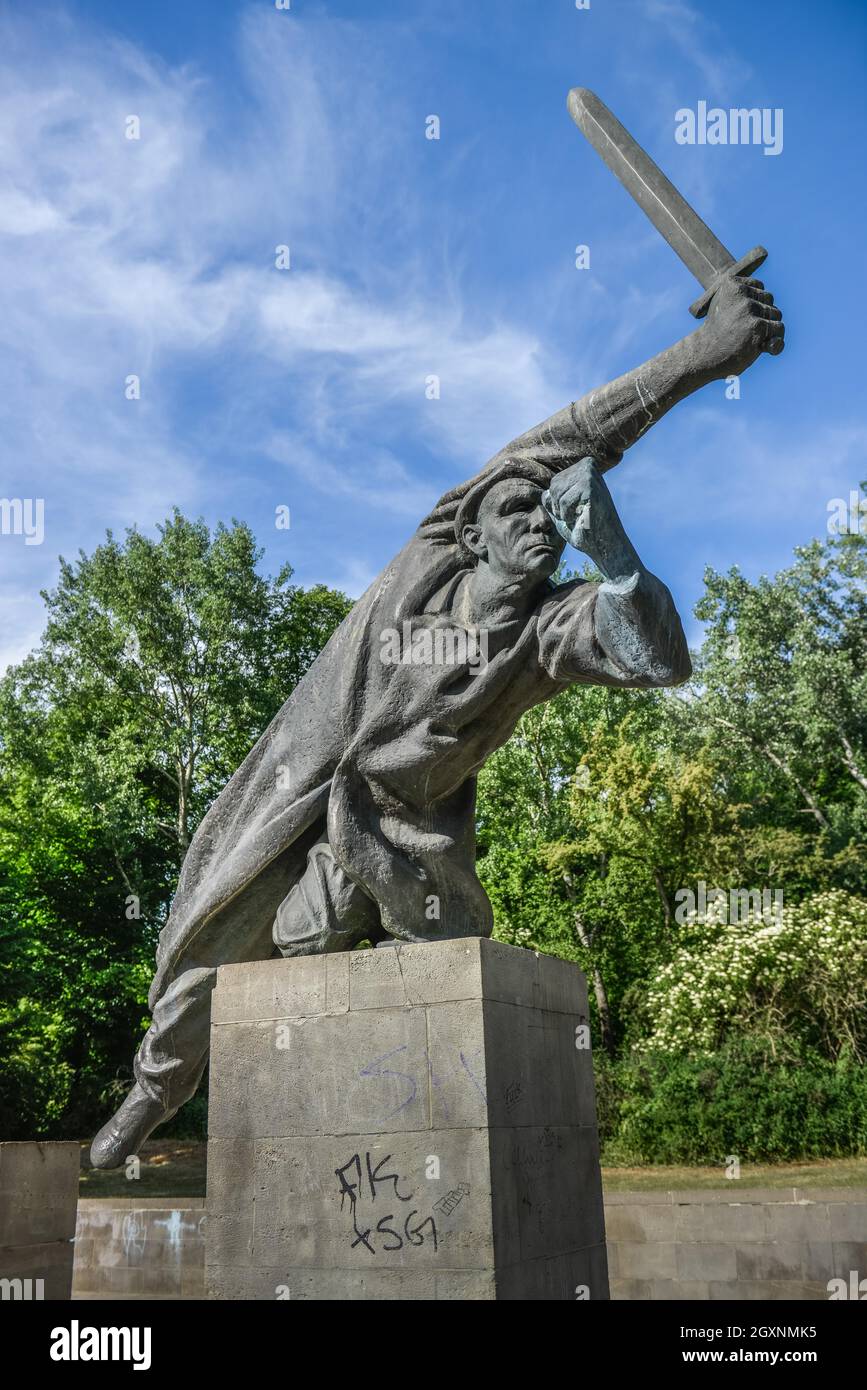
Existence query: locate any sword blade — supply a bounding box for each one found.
[567,87,734,289]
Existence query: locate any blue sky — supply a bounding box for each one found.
[1,0,865,667]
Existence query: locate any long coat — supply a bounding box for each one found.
[147,402,627,1008]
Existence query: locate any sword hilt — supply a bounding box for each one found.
[688,246,767,317]
[689,245,783,357]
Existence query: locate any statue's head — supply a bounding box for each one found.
[455,458,565,583]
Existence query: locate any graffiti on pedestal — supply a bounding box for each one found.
[334,1151,439,1256]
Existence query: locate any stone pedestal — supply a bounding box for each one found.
[0,1142,79,1300]
[205,937,609,1300]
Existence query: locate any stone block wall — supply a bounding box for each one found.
[205,938,608,1300]
[606,1187,867,1300]
[71,1188,867,1300]
[0,1141,79,1300]
[73,1198,206,1300]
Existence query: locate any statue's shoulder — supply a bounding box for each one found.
[537,575,589,610]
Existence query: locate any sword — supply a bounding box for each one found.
[567,87,783,355]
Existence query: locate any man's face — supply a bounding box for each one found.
[465,477,566,581]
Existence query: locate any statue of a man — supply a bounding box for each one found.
[91,272,783,1166]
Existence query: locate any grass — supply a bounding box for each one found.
[78,1141,867,1199]
[600,1157,867,1192]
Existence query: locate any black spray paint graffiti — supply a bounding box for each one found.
[334,1152,439,1256]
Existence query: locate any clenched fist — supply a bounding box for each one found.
[543,457,639,580]
[702,272,785,375]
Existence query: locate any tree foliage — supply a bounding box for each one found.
[2,513,865,1160]
[0,512,351,1137]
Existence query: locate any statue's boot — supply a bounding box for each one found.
[89,1082,177,1170]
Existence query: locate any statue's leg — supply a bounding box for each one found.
[91,830,323,1169]
[91,832,373,1168]
[89,963,215,1169]
[273,834,382,956]
[91,859,292,1169]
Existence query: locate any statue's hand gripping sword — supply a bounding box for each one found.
[568,87,783,355]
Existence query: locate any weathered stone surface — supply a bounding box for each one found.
[829,1200,867,1241]
[675,1201,768,1243]
[604,1203,675,1245]
[0,1142,79,1300]
[736,1242,805,1282]
[677,1240,737,1283]
[0,1241,74,1301]
[205,937,608,1300]
[607,1189,867,1300]
[72,1200,207,1299]
[642,1278,710,1301]
[765,1201,831,1243]
[609,1240,677,1282]
[70,1189,867,1300]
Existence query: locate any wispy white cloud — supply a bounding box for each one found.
[641,0,752,101]
[1,0,856,678]
[0,5,593,665]
[617,413,867,538]
[265,431,435,521]
[608,410,867,658]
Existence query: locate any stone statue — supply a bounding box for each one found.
[91,95,784,1168]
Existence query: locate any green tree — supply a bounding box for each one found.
[692,522,867,865]
[477,684,672,1053]
[0,512,351,1137]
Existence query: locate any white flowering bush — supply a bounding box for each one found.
[641,891,867,1060]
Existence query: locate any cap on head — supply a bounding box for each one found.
[453,457,553,560]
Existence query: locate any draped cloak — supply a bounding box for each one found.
[145,400,635,1013]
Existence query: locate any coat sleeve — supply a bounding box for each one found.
[417,395,627,544]
[537,576,692,688]
[494,396,625,475]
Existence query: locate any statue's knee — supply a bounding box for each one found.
[272,845,381,956]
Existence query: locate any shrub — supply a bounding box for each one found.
[598,1040,867,1164]
[640,890,867,1061]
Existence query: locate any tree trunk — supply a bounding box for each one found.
[654,869,673,931]
[572,909,615,1056]
[177,763,191,853]
[840,733,867,794]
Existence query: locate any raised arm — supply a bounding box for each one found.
[419,270,783,551]
[501,271,784,473]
